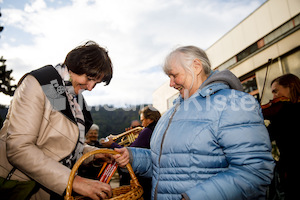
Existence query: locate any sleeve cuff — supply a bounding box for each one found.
[127,147,133,165]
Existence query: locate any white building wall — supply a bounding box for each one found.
[206,0,300,69]
[152,81,178,114]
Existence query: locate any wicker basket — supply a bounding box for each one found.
[64,149,144,200]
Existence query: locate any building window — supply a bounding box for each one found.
[294,14,300,26]
[218,56,237,71]
[241,75,259,100]
[264,20,294,45]
[236,43,258,62]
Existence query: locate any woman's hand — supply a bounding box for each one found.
[94,153,113,163]
[73,175,112,200]
[113,148,130,168]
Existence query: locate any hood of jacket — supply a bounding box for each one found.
[200,69,243,91]
[196,69,243,98]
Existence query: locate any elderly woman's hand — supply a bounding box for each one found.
[73,175,112,200]
[113,148,130,168]
[100,137,114,148]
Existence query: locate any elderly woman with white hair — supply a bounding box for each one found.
[114,46,275,200]
[85,124,102,148]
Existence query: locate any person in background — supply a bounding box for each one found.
[102,106,161,200]
[79,124,104,180]
[114,45,274,200]
[101,106,160,149]
[262,73,300,200]
[85,124,102,148]
[0,41,113,200]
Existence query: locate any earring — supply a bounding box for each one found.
[69,71,72,82]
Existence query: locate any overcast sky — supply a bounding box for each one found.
[0,0,266,107]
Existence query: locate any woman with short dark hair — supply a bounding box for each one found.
[0,41,113,200]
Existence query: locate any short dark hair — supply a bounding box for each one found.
[63,41,113,85]
[139,106,161,123]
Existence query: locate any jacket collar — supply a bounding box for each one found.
[198,82,230,97]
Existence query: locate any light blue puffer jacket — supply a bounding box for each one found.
[129,70,274,200]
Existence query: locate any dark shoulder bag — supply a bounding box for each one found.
[0,167,39,200]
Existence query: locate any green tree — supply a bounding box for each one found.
[0,57,17,96]
[0,10,17,96]
[90,105,147,139]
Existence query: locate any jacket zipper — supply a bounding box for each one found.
[154,103,180,200]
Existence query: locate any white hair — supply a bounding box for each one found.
[163,46,212,76]
[89,124,99,131]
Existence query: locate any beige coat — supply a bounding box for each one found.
[0,75,97,199]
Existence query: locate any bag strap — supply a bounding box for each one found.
[30,65,77,124]
[18,65,93,132]
[29,65,93,133]
[5,167,16,181]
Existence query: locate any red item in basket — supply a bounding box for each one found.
[97,161,118,184]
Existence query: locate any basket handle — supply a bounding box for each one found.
[64,149,139,200]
